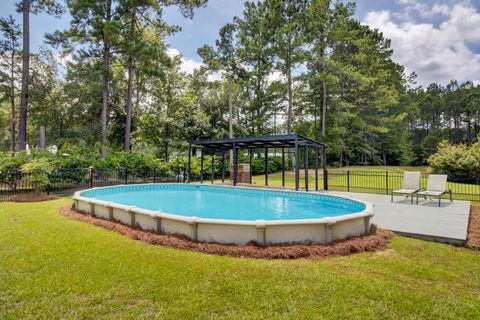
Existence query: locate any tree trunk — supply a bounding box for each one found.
[10,46,16,154]
[321,79,327,136]
[18,0,29,151]
[124,60,133,152]
[124,12,135,152]
[39,125,46,149]
[100,0,112,158]
[286,60,293,135]
[382,142,387,166]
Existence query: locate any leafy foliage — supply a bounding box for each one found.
[428,139,480,177]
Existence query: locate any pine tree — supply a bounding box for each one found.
[16,0,63,151]
[0,15,21,153]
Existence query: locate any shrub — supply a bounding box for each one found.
[428,139,480,177]
[21,159,54,194]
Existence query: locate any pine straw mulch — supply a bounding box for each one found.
[467,206,480,249]
[10,194,60,202]
[59,203,394,259]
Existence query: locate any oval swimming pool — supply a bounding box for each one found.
[73,184,373,245]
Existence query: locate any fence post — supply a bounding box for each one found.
[90,169,94,188]
[125,168,128,185]
[347,170,350,192]
[385,171,389,195]
[153,168,156,183]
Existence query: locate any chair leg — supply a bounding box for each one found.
[416,193,419,205]
[411,194,414,204]
[391,192,393,203]
[450,190,453,202]
[438,196,441,207]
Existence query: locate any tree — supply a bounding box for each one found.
[0,15,21,153]
[118,0,207,152]
[17,0,64,151]
[198,22,246,140]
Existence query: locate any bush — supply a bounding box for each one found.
[21,159,54,194]
[428,139,480,177]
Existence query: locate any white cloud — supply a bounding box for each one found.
[166,47,224,81]
[363,2,480,87]
[166,47,202,74]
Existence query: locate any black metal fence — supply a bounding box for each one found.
[1,168,479,203]
[327,171,480,202]
[0,168,181,202]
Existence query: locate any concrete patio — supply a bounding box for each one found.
[325,191,471,245]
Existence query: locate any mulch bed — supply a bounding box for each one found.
[467,206,480,249]
[10,194,60,202]
[59,204,394,259]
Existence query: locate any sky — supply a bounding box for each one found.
[1,0,479,87]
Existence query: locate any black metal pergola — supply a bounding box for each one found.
[187,134,328,191]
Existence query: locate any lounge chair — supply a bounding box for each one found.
[391,171,422,204]
[416,174,452,207]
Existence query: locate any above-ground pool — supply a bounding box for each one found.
[73,184,373,245]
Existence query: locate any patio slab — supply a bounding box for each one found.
[323,191,471,244]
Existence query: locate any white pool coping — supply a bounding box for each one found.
[73,184,374,245]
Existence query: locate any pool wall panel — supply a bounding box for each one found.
[266,224,327,244]
[332,218,366,240]
[197,224,257,244]
[93,205,110,219]
[112,208,131,225]
[135,213,157,231]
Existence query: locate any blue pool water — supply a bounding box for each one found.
[80,185,366,221]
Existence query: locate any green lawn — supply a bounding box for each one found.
[1,199,480,319]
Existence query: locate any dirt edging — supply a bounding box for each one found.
[10,194,60,202]
[467,206,480,249]
[59,203,394,259]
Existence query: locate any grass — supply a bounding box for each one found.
[1,198,480,319]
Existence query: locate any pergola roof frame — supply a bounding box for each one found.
[187,134,328,191]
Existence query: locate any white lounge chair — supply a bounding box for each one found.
[416,174,452,207]
[391,171,422,204]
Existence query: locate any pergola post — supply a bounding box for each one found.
[200,148,204,184]
[322,146,328,190]
[211,150,214,184]
[281,147,285,188]
[233,142,238,186]
[304,145,309,191]
[315,145,319,191]
[187,143,191,183]
[221,150,225,183]
[249,148,253,184]
[264,147,268,186]
[295,138,299,191]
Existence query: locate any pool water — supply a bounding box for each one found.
[81,185,365,221]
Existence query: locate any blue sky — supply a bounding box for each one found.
[1,0,479,86]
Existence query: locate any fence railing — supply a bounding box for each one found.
[1,168,479,203]
[327,171,480,202]
[0,168,181,202]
